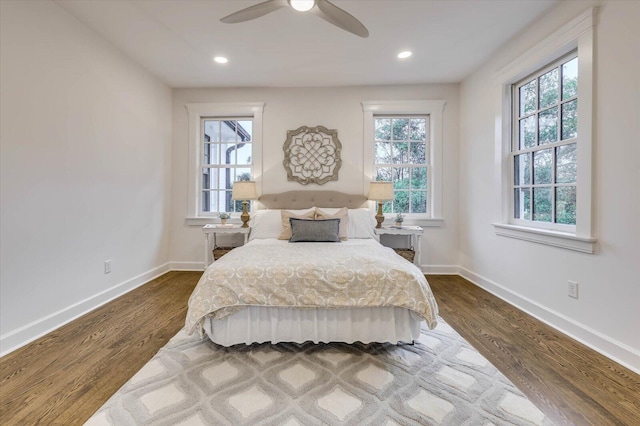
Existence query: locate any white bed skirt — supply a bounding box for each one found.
[203,306,422,346]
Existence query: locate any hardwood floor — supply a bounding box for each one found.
[0,271,200,425]
[0,272,638,425]
[427,275,640,426]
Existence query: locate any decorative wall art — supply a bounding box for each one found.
[283,125,342,185]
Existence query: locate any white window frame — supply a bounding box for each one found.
[493,8,596,253]
[363,100,446,226]
[185,102,264,226]
[511,51,578,232]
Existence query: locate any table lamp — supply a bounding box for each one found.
[368,181,394,228]
[232,181,257,228]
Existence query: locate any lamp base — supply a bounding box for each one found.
[241,201,250,228]
[375,201,384,229]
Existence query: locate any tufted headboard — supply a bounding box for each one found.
[258,191,368,209]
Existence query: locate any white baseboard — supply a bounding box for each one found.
[170,261,204,271]
[0,263,171,357]
[421,264,460,274]
[458,266,640,375]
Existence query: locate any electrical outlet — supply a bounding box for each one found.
[104,260,112,274]
[568,280,578,299]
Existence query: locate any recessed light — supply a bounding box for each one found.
[397,50,412,59]
[213,56,228,64]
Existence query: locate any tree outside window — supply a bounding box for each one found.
[513,54,577,226]
[373,116,429,214]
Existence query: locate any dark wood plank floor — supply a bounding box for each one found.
[0,271,200,425]
[0,272,638,425]
[427,275,640,426]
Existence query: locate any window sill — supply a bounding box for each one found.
[186,217,243,226]
[383,218,443,228]
[493,223,596,254]
[411,218,444,227]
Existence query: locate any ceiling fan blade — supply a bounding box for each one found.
[313,0,369,38]
[220,0,288,24]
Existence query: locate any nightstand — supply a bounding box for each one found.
[202,225,250,267]
[374,225,424,267]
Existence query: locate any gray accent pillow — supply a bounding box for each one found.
[289,218,341,243]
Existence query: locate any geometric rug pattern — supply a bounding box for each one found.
[85,318,554,425]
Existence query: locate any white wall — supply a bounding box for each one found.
[459,0,640,371]
[0,0,173,354]
[170,86,460,271]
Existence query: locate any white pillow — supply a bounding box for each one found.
[249,208,315,241]
[248,210,281,240]
[347,208,378,239]
[314,207,377,240]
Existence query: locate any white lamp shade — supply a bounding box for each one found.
[232,181,257,200]
[368,181,394,201]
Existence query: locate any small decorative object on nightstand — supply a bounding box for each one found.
[374,225,424,267]
[219,212,230,225]
[202,224,251,267]
[394,213,404,227]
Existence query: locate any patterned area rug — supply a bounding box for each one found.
[86,319,553,425]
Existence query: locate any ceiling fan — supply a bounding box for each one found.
[220,0,369,38]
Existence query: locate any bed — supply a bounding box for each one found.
[185,191,439,346]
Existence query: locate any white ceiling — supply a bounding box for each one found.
[55,0,558,88]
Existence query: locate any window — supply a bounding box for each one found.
[186,103,264,224]
[493,8,595,253]
[201,118,253,214]
[373,115,429,214]
[512,53,578,230]
[363,100,445,224]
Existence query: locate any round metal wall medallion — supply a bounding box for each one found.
[283,125,342,185]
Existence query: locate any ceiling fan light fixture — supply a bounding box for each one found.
[289,0,315,12]
[221,0,368,38]
[397,50,413,59]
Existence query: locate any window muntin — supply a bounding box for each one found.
[373,115,429,214]
[512,53,578,229]
[200,118,253,214]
